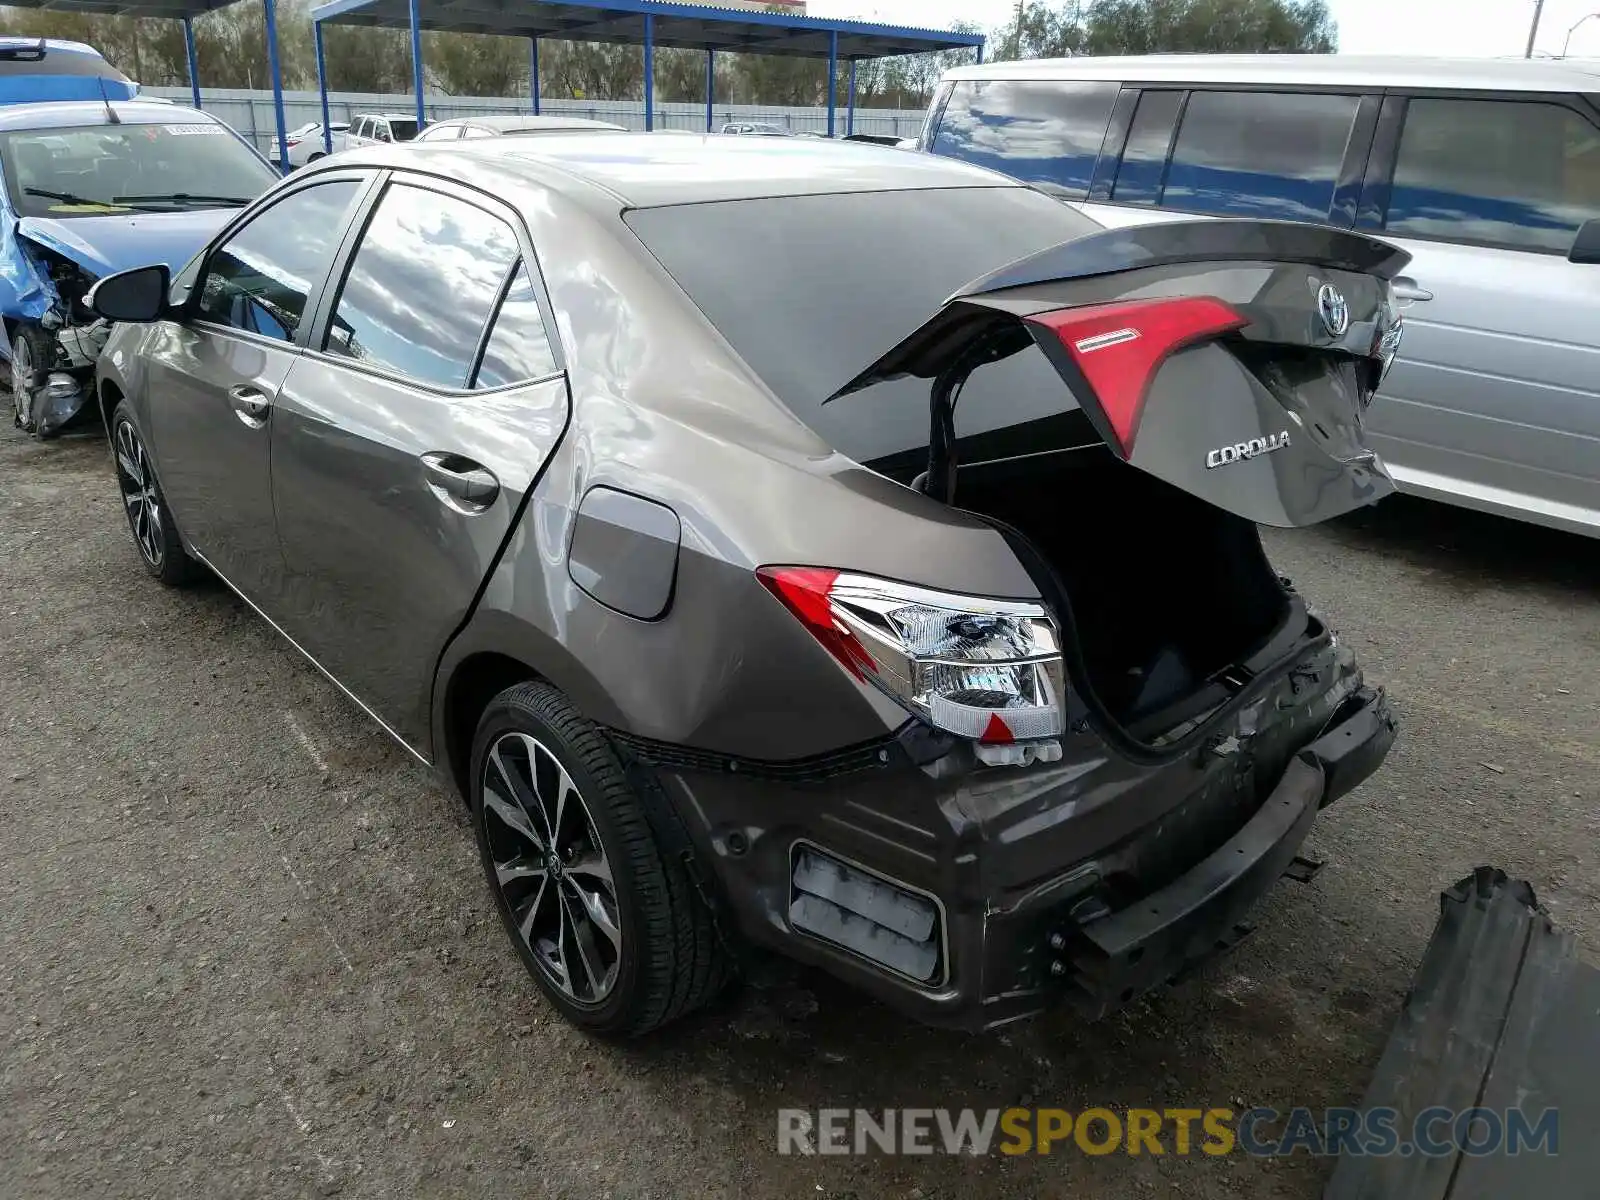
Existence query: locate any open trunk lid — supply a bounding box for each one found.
[829,219,1409,528]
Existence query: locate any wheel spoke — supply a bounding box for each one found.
[495,856,545,889]
[567,879,621,950]
[562,888,609,997]
[483,777,543,850]
[116,450,141,482]
[566,850,612,888]
[493,743,553,844]
[523,736,568,848]
[515,872,552,944]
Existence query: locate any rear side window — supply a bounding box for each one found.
[1162,90,1359,222]
[323,182,520,388]
[1385,98,1600,253]
[931,79,1118,198]
[1112,90,1184,205]
[195,180,362,342]
[473,262,559,388]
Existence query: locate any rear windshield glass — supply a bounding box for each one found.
[625,186,1100,464]
[0,121,277,219]
[0,46,130,80]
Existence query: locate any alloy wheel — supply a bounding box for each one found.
[480,731,622,1004]
[114,419,165,568]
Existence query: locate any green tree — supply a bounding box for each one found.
[992,0,1336,61]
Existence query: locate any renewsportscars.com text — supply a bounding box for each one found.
[776,1106,1559,1158]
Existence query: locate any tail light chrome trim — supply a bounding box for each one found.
[758,567,1066,747]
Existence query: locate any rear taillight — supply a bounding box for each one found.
[1027,296,1248,456]
[757,567,1065,750]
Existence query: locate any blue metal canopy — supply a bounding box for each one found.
[309,0,984,145]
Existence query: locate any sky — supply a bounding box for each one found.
[805,0,1600,58]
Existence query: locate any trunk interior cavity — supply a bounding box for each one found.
[954,447,1296,744]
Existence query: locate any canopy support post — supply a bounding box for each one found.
[705,48,714,133]
[846,58,856,136]
[826,31,838,137]
[263,0,289,172]
[409,0,425,130]
[530,38,541,114]
[315,20,332,155]
[183,16,201,110]
[643,14,655,131]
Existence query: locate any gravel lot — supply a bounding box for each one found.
[3,418,1596,1200]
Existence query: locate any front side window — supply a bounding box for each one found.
[474,262,558,388]
[1162,90,1359,222]
[1385,98,1600,253]
[461,126,493,139]
[194,180,362,342]
[931,79,1119,198]
[372,121,393,143]
[323,182,520,388]
[0,120,278,219]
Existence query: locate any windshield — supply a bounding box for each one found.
[389,119,419,142]
[0,120,278,218]
[625,186,1101,464]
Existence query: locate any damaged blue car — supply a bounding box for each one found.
[2,99,278,436]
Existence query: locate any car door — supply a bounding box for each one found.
[142,173,371,606]
[270,173,570,752]
[1356,93,1600,532]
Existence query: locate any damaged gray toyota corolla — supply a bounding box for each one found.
[91,135,1401,1035]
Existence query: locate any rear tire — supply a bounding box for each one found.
[109,401,200,587]
[470,681,730,1036]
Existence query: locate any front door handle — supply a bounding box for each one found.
[227,384,272,425]
[421,452,500,512]
[1391,277,1434,305]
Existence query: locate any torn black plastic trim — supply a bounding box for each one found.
[1326,867,1598,1199]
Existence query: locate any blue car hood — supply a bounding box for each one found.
[16,207,231,279]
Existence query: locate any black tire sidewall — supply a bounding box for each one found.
[469,686,652,1032]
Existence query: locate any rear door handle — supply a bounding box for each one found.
[227,384,272,424]
[1392,277,1433,304]
[421,452,500,512]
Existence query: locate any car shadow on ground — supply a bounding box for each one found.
[1320,494,1599,593]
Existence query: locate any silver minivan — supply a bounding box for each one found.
[920,55,1600,537]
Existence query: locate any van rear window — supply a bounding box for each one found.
[931,79,1118,198]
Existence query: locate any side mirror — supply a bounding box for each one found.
[1569,218,1600,264]
[87,264,171,322]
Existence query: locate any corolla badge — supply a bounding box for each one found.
[1206,430,1291,470]
[1318,283,1351,337]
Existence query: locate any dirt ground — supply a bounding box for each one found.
[2,419,1596,1200]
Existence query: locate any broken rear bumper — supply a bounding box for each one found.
[651,679,1395,1032]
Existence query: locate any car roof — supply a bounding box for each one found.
[336,132,1021,209]
[439,114,625,132]
[0,99,219,131]
[0,37,106,57]
[945,53,1600,93]
[356,112,421,121]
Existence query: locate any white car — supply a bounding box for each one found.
[345,113,422,149]
[273,121,351,168]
